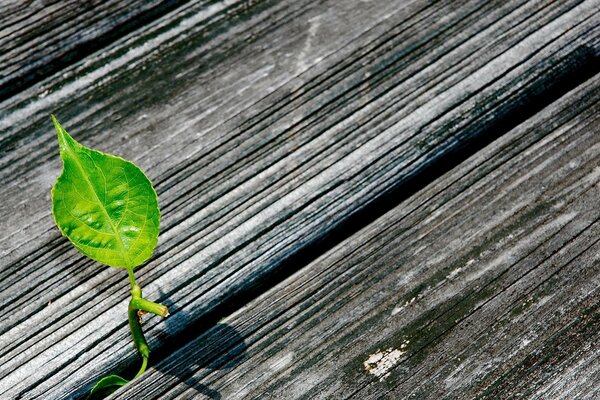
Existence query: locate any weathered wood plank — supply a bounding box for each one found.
[0,0,598,398]
[114,72,600,399]
[0,0,193,101]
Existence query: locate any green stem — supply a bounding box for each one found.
[127,268,137,290]
[128,298,150,359]
[134,356,148,379]
[126,269,169,382]
[131,297,169,317]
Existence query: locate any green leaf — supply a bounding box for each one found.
[51,115,160,269]
[87,374,128,399]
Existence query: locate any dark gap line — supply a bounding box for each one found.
[5,38,600,396]
[7,23,598,400]
[150,24,600,313]
[156,109,600,396]
[139,0,551,270]
[16,106,592,394]
[114,45,600,393]
[221,126,600,394]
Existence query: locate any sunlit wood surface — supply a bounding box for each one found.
[0,1,598,399]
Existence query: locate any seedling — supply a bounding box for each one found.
[50,115,167,398]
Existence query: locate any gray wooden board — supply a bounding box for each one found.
[0,0,196,100]
[0,0,599,398]
[113,72,600,399]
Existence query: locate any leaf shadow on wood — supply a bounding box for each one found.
[154,289,248,399]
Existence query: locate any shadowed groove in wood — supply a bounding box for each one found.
[137,42,600,369]
[0,0,599,398]
[112,42,600,400]
[114,73,600,399]
[147,40,599,362]
[2,0,596,388]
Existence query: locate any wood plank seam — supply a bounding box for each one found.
[108,54,600,398]
[4,3,596,380]
[111,74,598,396]
[1,0,599,397]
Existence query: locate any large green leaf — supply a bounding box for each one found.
[51,115,160,269]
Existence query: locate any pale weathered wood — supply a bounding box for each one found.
[0,0,598,398]
[0,0,192,101]
[114,72,600,399]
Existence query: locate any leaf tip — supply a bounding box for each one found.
[51,115,77,152]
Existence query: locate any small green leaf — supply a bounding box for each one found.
[51,115,160,269]
[87,374,128,399]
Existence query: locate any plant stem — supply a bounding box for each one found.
[134,356,148,379]
[131,297,169,317]
[126,268,169,378]
[128,297,150,359]
[127,268,137,290]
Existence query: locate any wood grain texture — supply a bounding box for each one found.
[0,0,192,101]
[0,0,598,398]
[114,72,600,400]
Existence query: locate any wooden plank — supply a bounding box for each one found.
[114,72,600,399]
[0,0,194,101]
[0,0,599,398]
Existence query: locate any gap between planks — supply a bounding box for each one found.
[114,72,600,400]
[0,0,599,398]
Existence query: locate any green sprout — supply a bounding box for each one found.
[50,115,167,398]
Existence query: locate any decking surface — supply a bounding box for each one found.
[0,1,598,399]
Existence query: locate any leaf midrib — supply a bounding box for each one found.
[65,146,133,269]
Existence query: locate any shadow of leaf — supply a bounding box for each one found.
[153,288,247,399]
